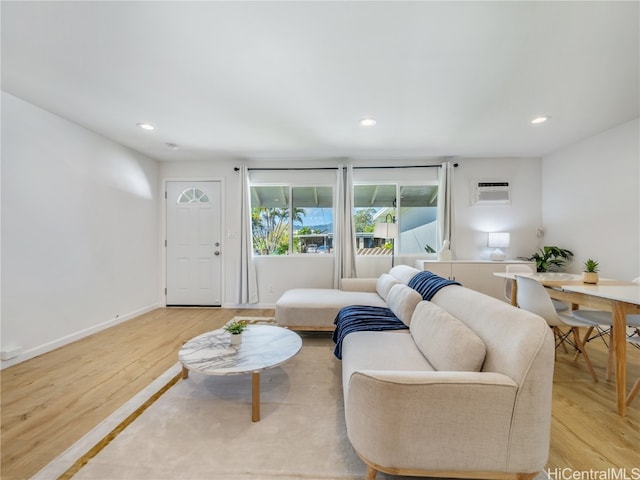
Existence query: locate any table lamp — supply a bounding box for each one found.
[488,232,510,261]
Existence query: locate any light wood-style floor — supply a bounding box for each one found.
[1,307,639,480]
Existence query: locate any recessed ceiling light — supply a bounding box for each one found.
[136,122,155,131]
[531,116,549,124]
[165,142,179,150]
[359,117,377,127]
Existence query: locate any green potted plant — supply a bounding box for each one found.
[521,246,574,272]
[582,259,599,284]
[224,320,248,344]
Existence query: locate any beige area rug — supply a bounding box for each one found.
[72,333,372,480]
[35,318,548,480]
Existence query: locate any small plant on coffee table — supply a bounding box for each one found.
[224,320,248,335]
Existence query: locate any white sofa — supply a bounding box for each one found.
[341,284,555,480]
[275,265,421,330]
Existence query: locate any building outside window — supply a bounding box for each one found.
[354,183,438,256]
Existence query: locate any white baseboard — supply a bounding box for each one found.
[0,303,159,370]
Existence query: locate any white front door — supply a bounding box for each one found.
[166,181,222,306]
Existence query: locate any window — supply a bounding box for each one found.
[292,186,333,254]
[354,183,438,256]
[177,188,209,204]
[251,185,333,255]
[396,185,439,254]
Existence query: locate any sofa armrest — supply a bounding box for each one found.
[340,278,378,292]
[345,370,546,473]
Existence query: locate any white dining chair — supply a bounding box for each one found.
[515,275,600,381]
[505,264,569,312]
[571,277,640,380]
[626,336,640,405]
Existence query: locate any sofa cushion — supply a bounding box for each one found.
[275,288,387,329]
[376,274,400,301]
[386,284,423,326]
[332,306,407,359]
[410,301,486,372]
[388,265,420,285]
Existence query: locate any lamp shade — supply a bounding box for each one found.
[487,232,510,248]
[488,232,510,261]
[374,222,398,239]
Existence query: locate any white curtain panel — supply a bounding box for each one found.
[437,161,455,254]
[333,165,358,287]
[238,166,259,304]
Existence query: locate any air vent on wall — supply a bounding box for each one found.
[472,181,510,205]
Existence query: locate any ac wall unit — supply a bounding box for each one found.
[472,181,510,205]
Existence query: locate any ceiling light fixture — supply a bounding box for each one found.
[359,117,377,127]
[165,142,179,150]
[136,122,156,131]
[531,116,549,124]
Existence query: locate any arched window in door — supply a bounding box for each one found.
[177,188,210,204]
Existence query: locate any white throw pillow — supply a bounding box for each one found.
[410,301,486,372]
[386,284,422,326]
[376,274,400,301]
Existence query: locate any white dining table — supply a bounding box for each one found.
[494,271,640,416]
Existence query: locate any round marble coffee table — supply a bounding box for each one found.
[178,325,302,422]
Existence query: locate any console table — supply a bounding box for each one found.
[415,260,535,300]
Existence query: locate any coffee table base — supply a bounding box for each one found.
[181,367,262,422]
[252,372,260,422]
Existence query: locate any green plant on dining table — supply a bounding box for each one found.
[521,246,574,272]
[583,258,599,273]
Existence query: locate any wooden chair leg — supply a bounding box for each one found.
[554,327,569,353]
[365,465,378,480]
[572,327,598,382]
[575,326,595,361]
[627,378,640,405]
[606,332,616,382]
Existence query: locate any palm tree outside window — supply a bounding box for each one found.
[250,185,333,255]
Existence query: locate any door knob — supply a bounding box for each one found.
[214,251,220,256]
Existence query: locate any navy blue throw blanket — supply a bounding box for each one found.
[408,270,461,300]
[332,306,407,359]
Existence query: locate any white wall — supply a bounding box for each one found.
[451,157,542,262]
[1,92,160,367]
[542,118,640,280]
[160,157,543,307]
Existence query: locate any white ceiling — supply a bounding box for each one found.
[2,1,638,163]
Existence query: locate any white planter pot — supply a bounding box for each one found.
[230,333,242,345]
